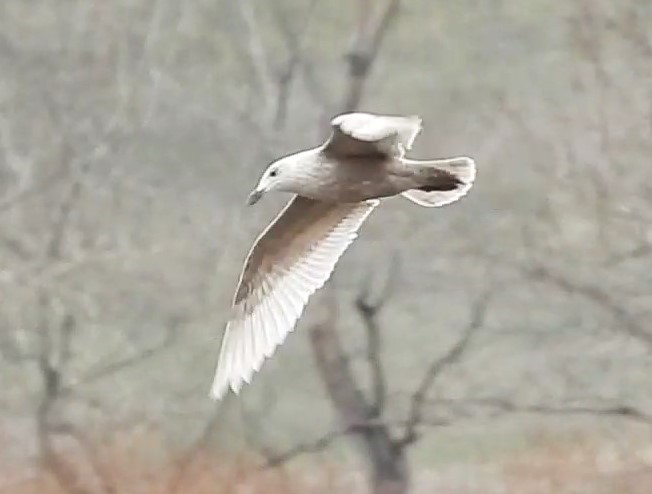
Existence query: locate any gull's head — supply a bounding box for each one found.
[246,150,314,205]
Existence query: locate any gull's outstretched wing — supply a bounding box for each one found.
[323,112,422,158]
[210,195,378,400]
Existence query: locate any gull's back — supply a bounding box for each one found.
[290,113,423,202]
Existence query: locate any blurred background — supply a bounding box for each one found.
[1,0,652,493]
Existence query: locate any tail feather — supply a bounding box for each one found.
[401,156,476,208]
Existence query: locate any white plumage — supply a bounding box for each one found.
[210,112,476,400]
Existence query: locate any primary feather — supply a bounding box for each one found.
[210,112,476,400]
[210,196,378,400]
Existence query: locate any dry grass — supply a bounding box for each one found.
[2,453,346,494]
[500,431,652,494]
[0,428,358,494]
[2,429,652,494]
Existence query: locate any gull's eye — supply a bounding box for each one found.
[269,169,278,178]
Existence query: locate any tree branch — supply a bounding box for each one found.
[67,318,179,390]
[310,310,372,429]
[342,0,400,112]
[235,0,275,121]
[423,397,652,425]
[525,263,652,347]
[356,253,400,415]
[260,393,652,471]
[167,401,232,494]
[260,426,351,469]
[269,0,321,128]
[401,289,492,445]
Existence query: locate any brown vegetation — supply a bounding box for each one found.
[3,429,652,493]
[2,0,652,492]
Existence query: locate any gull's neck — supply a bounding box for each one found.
[278,147,327,195]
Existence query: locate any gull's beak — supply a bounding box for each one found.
[246,188,264,206]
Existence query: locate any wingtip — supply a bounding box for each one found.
[209,375,229,401]
[209,377,242,401]
[209,384,227,401]
[208,199,380,402]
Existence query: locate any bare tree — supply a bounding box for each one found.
[306,269,492,494]
[259,268,649,493]
[243,2,652,493]
[11,172,179,493]
[3,0,652,492]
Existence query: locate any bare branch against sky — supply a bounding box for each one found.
[2,0,652,492]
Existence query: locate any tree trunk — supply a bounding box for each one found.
[310,317,409,494]
[367,429,409,494]
[309,1,409,492]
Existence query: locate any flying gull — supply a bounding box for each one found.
[210,112,476,400]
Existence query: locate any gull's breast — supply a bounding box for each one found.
[298,156,400,202]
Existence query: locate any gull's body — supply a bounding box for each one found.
[264,147,465,204]
[210,112,476,400]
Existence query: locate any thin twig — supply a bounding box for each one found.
[262,396,652,470]
[401,289,492,445]
[269,0,320,128]
[424,397,652,425]
[342,0,401,111]
[67,320,178,390]
[236,0,275,121]
[260,426,352,469]
[356,253,400,414]
[526,263,652,347]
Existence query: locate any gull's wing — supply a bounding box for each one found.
[210,195,379,400]
[322,112,422,158]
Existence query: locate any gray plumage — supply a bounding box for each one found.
[210,112,476,400]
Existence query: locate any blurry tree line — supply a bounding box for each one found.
[1,0,652,493]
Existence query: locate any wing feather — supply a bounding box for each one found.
[210,195,378,400]
[323,112,422,158]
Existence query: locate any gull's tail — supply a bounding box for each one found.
[401,156,476,208]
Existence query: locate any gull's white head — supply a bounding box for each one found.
[246,150,314,205]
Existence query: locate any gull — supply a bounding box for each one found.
[210,112,476,400]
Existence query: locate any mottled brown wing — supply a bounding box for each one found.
[210,195,379,400]
[322,112,422,158]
